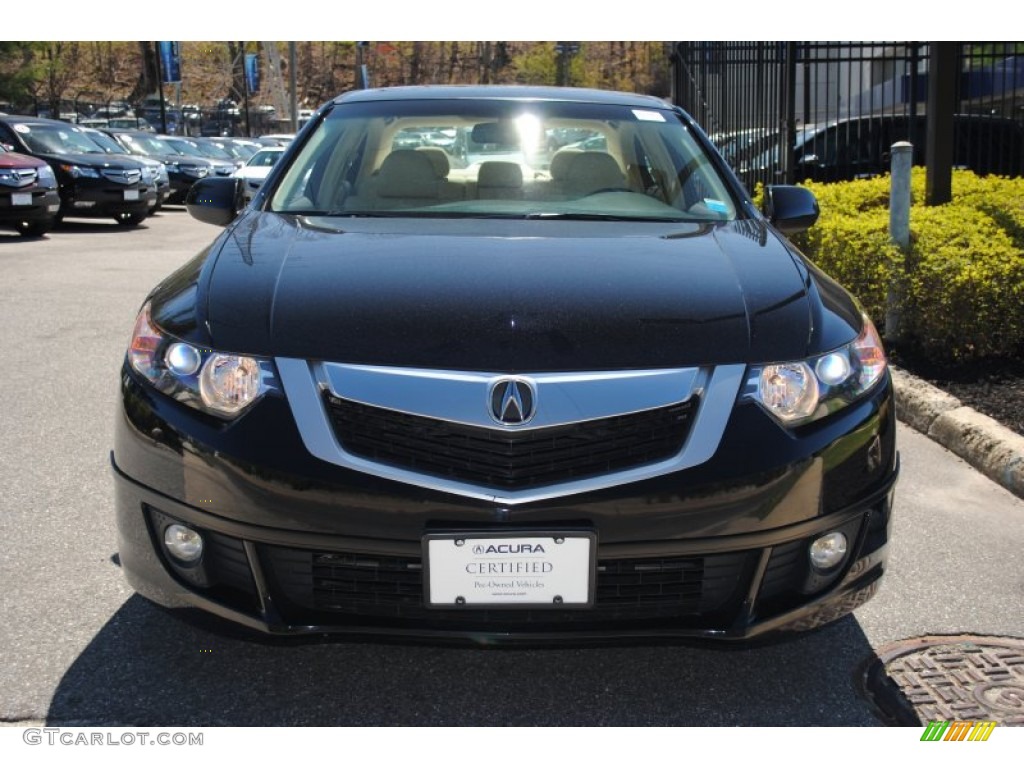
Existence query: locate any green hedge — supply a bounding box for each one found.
[782,169,1024,361]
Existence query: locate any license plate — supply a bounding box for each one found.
[12,193,32,206]
[425,532,595,608]
[124,189,139,201]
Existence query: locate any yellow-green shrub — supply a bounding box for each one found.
[783,169,1024,360]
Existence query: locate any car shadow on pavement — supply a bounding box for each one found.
[53,221,152,234]
[46,595,882,726]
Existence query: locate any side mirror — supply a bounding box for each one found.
[185,176,244,227]
[796,153,821,167]
[763,185,819,235]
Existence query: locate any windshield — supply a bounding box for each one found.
[219,141,257,160]
[247,149,283,168]
[83,130,127,155]
[17,124,106,155]
[119,134,175,156]
[169,139,231,161]
[270,99,738,222]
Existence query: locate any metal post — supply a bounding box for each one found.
[154,43,168,134]
[242,46,251,138]
[289,42,298,132]
[887,141,913,341]
[783,42,798,185]
[926,42,957,205]
[356,42,370,90]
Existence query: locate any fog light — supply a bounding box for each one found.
[809,532,847,570]
[164,524,203,563]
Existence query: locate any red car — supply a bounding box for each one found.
[0,145,61,236]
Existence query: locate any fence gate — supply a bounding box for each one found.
[671,42,1024,192]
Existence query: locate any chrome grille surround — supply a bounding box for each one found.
[277,359,746,504]
[0,168,38,188]
[101,168,142,185]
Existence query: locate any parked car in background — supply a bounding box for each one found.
[740,113,1024,183]
[160,136,236,177]
[198,140,256,166]
[0,115,152,226]
[232,145,284,201]
[0,144,61,236]
[109,117,156,133]
[107,130,214,205]
[256,134,295,147]
[115,86,897,644]
[79,126,170,212]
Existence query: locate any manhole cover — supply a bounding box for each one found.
[859,635,1024,726]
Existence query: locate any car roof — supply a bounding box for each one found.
[0,114,72,127]
[333,85,672,109]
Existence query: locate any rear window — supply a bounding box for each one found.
[270,99,738,222]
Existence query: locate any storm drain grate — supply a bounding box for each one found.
[859,634,1024,726]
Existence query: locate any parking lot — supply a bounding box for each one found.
[1,209,1022,726]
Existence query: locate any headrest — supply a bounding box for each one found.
[415,146,450,177]
[477,161,523,189]
[564,152,626,194]
[549,148,583,181]
[377,150,441,198]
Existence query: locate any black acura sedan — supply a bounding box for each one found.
[113,86,898,643]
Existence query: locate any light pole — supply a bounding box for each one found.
[554,42,579,87]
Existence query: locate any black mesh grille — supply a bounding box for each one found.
[261,545,751,629]
[325,395,697,489]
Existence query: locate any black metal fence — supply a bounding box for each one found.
[671,42,1024,191]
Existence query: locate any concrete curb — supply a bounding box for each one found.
[891,367,1024,499]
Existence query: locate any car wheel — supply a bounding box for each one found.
[116,212,146,227]
[16,220,53,238]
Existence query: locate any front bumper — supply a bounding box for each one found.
[0,186,61,224]
[59,178,152,218]
[113,364,898,643]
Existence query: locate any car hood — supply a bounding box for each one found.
[153,213,862,371]
[0,151,46,170]
[35,151,143,170]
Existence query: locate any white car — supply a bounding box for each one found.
[232,146,285,200]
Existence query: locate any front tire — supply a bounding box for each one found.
[16,220,53,238]
[116,212,146,227]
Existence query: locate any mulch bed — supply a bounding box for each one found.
[890,347,1024,437]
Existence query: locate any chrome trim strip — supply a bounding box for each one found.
[276,358,746,505]
[316,363,701,430]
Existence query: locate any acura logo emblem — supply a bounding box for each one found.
[489,378,536,425]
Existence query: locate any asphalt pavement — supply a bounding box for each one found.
[1,211,1021,726]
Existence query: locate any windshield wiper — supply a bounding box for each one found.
[523,212,687,223]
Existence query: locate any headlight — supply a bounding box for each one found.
[127,302,275,419]
[181,165,209,179]
[36,164,57,188]
[164,161,181,173]
[59,164,100,179]
[747,315,887,426]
